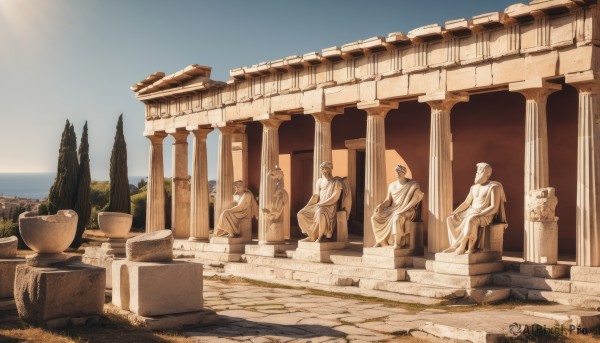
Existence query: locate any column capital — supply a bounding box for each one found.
[509,78,561,100]
[260,118,285,130]
[166,128,189,143]
[566,71,600,93]
[213,124,238,134]
[144,131,167,144]
[310,111,339,123]
[187,126,213,138]
[418,91,469,111]
[357,100,398,114]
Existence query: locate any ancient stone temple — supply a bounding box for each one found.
[132,0,600,306]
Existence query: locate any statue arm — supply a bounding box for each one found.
[227,194,248,212]
[396,188,424,214]
[452,190,473,215]
[375,189,393,212]
[316,184,342,207]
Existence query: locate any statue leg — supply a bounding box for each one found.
[314,212,328,243]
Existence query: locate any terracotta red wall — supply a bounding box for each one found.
[246,85,578,255]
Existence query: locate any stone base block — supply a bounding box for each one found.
[434,251,501,264]
[406,269,491,288]
[297,241,348,251]
[571,266,600,282]
[240,218,252,243]
[363,246,422,257]
[292,249,333,263]
[14,263,105,327]
[520,263,570,279]
[492,272,572,293]
[361,254,412,269]
[245,243,294,257]
[466,287,511,304]
[26,253,73,267]
[102,238,127,255]
[112,260,203,316]
[105,304,217,330]
[430,261,504,276]
[524,221,558,264]
[82,247,119,289]
[0,258,25,298]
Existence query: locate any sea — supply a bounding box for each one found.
[0,173,146,200]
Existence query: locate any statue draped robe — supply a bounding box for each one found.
[371,180,423,246]
[297,177,349,241]
[215,190,258,236]
[447,181,507,250]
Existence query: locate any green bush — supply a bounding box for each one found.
[131,190,147,232]
[0,218,17,238]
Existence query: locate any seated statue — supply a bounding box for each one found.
[215,180,258,238]
[262,166,289,234]
[443,162,507,255]
[297,161,351,243]
[372,165,424,248]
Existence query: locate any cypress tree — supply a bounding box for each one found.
[48,121,79,214]
[108,114,131,213]
[72,122,91,248]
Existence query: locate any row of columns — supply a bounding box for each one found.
[144,74,600,266]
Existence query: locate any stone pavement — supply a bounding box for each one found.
[184,278,600,343]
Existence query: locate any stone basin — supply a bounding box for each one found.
[98,212,132,239]
[19,210,77,254]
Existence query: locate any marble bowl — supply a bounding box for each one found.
[98,212,132,239]
[19,210,77,254]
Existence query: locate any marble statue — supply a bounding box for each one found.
[372,165,424,248]
[297,161,351,242]
[215,180,258,238]
[262,166,289,234]
[443,162,507,255]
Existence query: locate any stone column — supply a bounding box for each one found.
[188,127,213,241]
[144,132,167,232]
[510,79,560,261]
[167,129,190,239]
[357,102,396,248]
[259,119,284,244]
[310,112,337,186]
[566,72,600,266]
[418,92,468,254]
[214,125,236,227]
[232,127,248,187]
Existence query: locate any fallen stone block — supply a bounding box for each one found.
[126,230,173,262]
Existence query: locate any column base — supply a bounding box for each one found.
[245,242,295,257]
[520,262,570,279]
[293,241,348,263]
[188,237,209,242]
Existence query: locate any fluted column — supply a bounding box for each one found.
[144,131,167,232]
[188,127,213,241]
[259,119,285,244]
[510,79,560,261]
[419,92,468,254]
[357,102,396,248]
[311,112,337,186]
[214,125,236,226]
[167,129,190,239]
[567,73,600,266]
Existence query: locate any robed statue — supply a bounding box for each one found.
[215,180,258,238]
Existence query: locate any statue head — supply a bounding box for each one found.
[269,165,284,184]
[320,161,333,177]
[394,164,407,179]
[233,180,245,194]
[474,162,492,184]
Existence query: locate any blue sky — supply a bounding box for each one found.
[0,0,518,180]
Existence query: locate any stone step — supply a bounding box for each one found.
[173,249,195,258]
[224,262,355,286]
[244,254,405,281]
[406,269,491,288]
[292,270,355,286]
[492,272,572,292]
[328,252,363,267]
[358,278,466,299]
[571,281,600,297]
[518,304,600,329]
[527,290,600,310]
[412,257,427,269]
[434,251,501,264]
[571,266,600,282]
[519,263,570,279]
[430,260,504,276]
[195,251,242,262]
[465,287,511,304]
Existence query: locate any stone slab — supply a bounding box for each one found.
[406,269,491,288]
[195,251,242,262]
[297,241,348,251]
[434,251,501,264]
[527,290,600,310]
[292,270,354,286]
[520,263,570,279]
[359,278,465,299]
[328,252,363,267]
[112,260,203,316]
[361,254,412,269]
[14,263,105,327]
[492,272,571,293]
[293,249,333,263]
[363,246,421,257]
[519,304,600,329]
[104,304,218,330]
[0,236,18,258]
[126,230,173,262]
[0,258,25,298]
[571,281,600,297]
[430,261,504,276]
[244,243,294,257]
[571,266,600,282]
[210,236,245,245]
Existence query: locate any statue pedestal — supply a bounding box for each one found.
[362,247,421,269]
[239,218,252,243]
[83,246,122,289]
[0,258,25,310]
[293,241,348,263]
[201,236,245,262]
[245,242,295,257]
[14,262,105,328]
[524,221,558,264]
